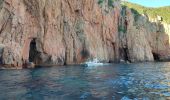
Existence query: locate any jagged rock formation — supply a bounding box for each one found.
[0,0,121,68]
[119,7,170,62]
[119,8,153,62]
[0,0,169,68]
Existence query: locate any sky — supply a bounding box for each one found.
[126,0,170,7]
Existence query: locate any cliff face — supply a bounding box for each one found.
[119,7,170,62]
[0,0,169,68]
[119,8,154,62]
[0,0,121,68]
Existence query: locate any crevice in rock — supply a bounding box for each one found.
[152,52,160,61]
[119,47,130,62]
[29,38,38,64]
[81,41,90,60]
[123,48,129,61]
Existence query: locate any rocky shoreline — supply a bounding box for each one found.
[0,0,169,69]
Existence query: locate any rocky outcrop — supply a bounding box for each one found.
[119,7,170,62]
[0,0,121,68]
[0,0,170,68]
[119,8,154,62]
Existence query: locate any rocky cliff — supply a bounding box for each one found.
[119,5,170,62]
[0,0,169,69]
[0,0,121,68]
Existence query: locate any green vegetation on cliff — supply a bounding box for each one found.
[98,0,115,7]
[123,2,170,23]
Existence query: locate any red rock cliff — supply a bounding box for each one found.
[0,0,170,69]
[0,0,121,68]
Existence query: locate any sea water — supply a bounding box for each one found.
[0,62,170,100]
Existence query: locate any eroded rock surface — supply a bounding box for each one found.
[119,7,170,62]
[0,0,121,68]
[0,0,169,68]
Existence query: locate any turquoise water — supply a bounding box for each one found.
[1,62,170,100]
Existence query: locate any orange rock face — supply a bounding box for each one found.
[119,7,170,62]
[0,0,170,68]
[0,0,121,68]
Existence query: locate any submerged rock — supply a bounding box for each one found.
[25,62,35,69]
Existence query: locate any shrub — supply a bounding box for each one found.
[123,2,170,24]
[98,0,116,7]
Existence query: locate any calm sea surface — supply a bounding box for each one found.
[1,62,170,100]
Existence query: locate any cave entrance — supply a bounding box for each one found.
[120,47,129,62]
[29,38,38,63]
[152,52,160,61]
[123,48,129,61]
